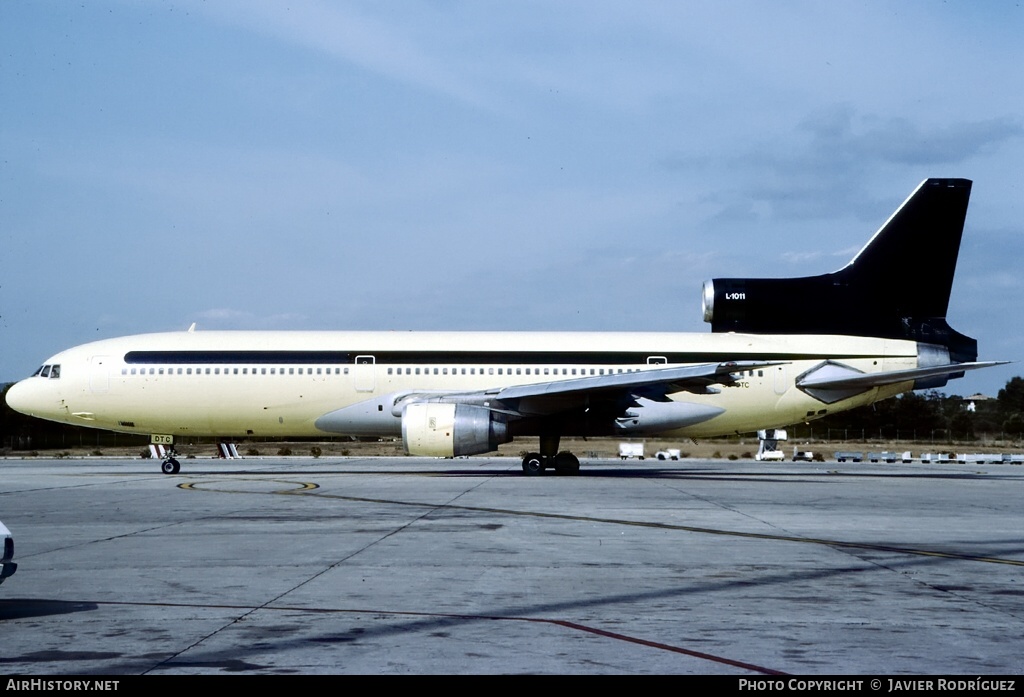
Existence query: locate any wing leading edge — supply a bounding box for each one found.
[392,360,784,418]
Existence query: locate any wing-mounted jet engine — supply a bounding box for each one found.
[401,402,511,458]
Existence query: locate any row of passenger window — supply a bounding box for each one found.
[122,366,352,376]
[118,365,648,377]
[386,366,640,376]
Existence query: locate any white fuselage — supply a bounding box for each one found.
[6,329,916,442]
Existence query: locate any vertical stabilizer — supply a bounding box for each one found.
[702,179,976,362]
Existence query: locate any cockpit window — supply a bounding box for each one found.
[34,364,61,379]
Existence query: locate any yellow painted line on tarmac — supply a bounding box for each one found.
[179,479,319,495]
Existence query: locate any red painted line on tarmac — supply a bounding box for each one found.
[90,598,786,674]
[545,618,787,675]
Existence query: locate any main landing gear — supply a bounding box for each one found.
[521,435,580,476]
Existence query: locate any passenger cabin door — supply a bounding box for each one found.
[773,364,788,395]
[353,355,375,392]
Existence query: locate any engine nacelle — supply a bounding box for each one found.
[401,402,510,457]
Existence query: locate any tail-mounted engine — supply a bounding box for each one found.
[401,402,511,457]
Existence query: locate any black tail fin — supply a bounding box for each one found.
[702,178,977,362]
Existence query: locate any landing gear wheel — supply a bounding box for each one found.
[522,453,544,476]
[161,458,180,475]
[553,452,580,475]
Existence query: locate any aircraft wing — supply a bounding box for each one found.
[395,361,783,418]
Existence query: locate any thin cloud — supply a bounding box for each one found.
[801,108,1024,166]
[187,0,490,109]
[668,107,1024,227]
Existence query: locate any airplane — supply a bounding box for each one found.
[5,178,1003,475]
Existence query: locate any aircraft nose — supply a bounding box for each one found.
[5,379,46,417]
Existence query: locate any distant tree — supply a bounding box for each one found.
[1003,413,1024,438]
[949,411,975,440]
[997,377,1024,415]
[810,389,948,439]
[973,418,999,435]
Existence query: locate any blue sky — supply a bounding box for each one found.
[2,1,1022,396]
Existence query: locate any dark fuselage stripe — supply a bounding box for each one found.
[123,349,890,366]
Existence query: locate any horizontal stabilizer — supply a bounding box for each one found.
[797,360,1008,404]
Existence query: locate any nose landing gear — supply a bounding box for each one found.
[160,449,181,474]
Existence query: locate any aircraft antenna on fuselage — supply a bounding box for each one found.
[187,323,196,333]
